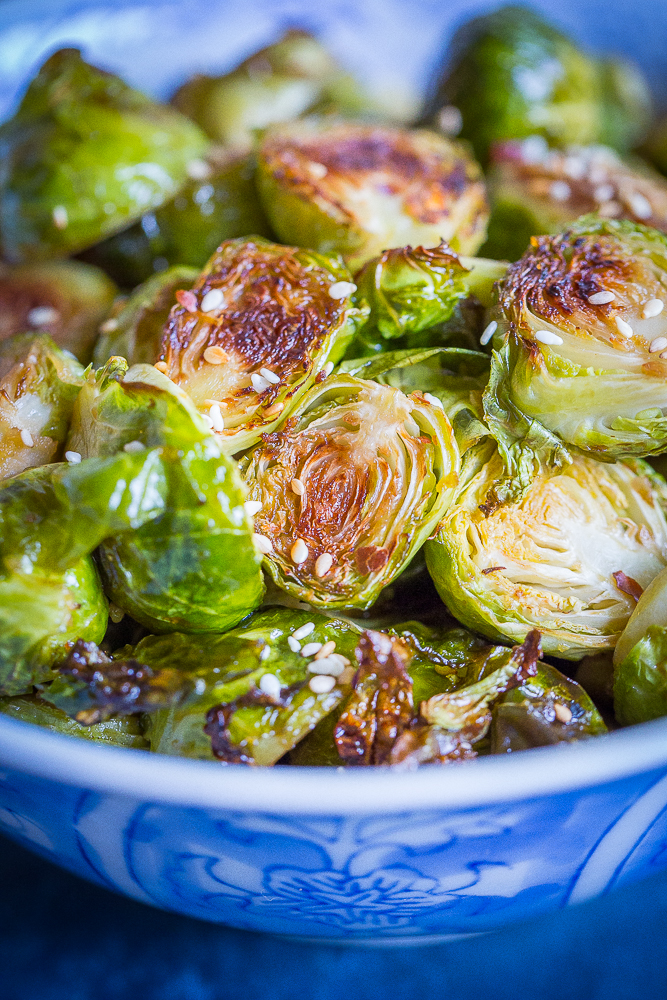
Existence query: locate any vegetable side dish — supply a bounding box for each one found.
[2,7,667,767]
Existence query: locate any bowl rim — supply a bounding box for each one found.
[2,712,667,813]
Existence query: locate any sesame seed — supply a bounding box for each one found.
[154,361,169,373]
[259,367,280,384]
[265,401,285,417]
[328,281,357,300]
[201,288,225,313]
[259,645,271,661]
[563,155,586,180]
[252,532,273,554]
[108,603,125,624]
[616,316,634,337]
[661,352,667,360]
[291,478,305,496]
[27,306,59,326]
[593,183,615,203]
[549,180,571,202]
[65,451,81,464]
[259,673,281,699]
[339,666,356,685]
[20,429,33,447]
[186,158,213,180]
[625,191,652,220]
[291,538,309,564]
[52,205,68,229]
[437,105,463,136]
[203,345,228,365]
[553,702,572,724]
[644,298,664,319]
[588,290,615,305]
[176,290,198,312]
[301,641,322,657]
[480,320,497,346]
[287,636,301,653]
[309,674,336,694]
[423,392,444,409]
[307,161,328,179]
[520,135,548,164]
[244,499,263,517]
[598,200,621,218]
[123,440,145,453]
[209,403,225,432]
[100,318,119,333]
[315,640,336,660]
[307,657,342,676]
[534,330,563,346]
[322,361,334,377]
[251,372,270,393]
[650,337,667,354]
[315,553,333,577]
[293,622,315,641]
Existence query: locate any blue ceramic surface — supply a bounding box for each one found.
[3,0,667,946]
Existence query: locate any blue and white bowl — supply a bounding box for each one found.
[2,0,667,947]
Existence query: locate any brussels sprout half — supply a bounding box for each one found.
[0,694,148,749]
[487,217,667,464]
[257,120,489,271]
[0,48,208,261]
[239,370,459,610]
[160,237,367,453]
[425,441,667,659]
[68,359,264,632]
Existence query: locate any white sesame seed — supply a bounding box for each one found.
[534,330,563,346]
[322,361,334,377]
[252,532,273,554]
[20,429,33,447]
[291,478,305,496]
[65,451,81,464]
[301,641,322,657]
[553,702,572,724]
[259,645,271,661]
[644,298,664,319]
[244,499,263,517]
[480,320,497,346]
[625,191,653,220]
[315,553,333,577]
[307,161,328,179]
[100,317,119,333]
[309,654,347,677]
[27,306,59,326]
[52,205,68,229]
[123,440,145,453]
[616,316,634,337]
[661,352,667,360]
[201,288,225,313]
[287,636,302,653]
[259,672,282,699]
[293,622,315,641]
[315,640,336,660]
[563,156,586,180]
[649,337,667,354]
[549,180,571,202]
[291,538,309,564]
[598,200,621,218]
[251,372,270,393]
[588,290,615,305]
[209,403,225,432]
[308,674,336,694]
[259,367,280,384]
[328,281,357,300]
[423,392,444,409]
[520,135,548,164]
[593,184,615,203]
[437,105,463,136]
[186,158,213,181]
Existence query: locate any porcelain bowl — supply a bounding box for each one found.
[3,0,667,946]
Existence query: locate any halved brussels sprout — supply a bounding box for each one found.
[68,359,264,632]
[0,260,117,362]
[424,5,651,165]
[0,693,148,748]
[172,30,383,147]
[483,142,667,262]
[238,370,459,610]
[0,48,208,261]
[425,440,667,658]
[256,120,489,271]
[81,146,272,288]
[487,217,667,463]
[0,334,84,481]
[614,564,667,668]
[159,237,367,453]
[614,623,667,726]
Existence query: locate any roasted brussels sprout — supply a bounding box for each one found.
[483,141,667,261]
[0,48,207,262]
[0,260,116,362]
[81,147,271,288]
[0,334,84,481]
[68,358,264,632]
[424,5,652,165]
[425,440,667,658]
[172,30,383,148]
[486,217,667,465]
[614,565,667,669]
[0,693,148,748]
[160,237,367,453]
[256,120,489,270]
[239,370,459,610]
[613,564,667,725]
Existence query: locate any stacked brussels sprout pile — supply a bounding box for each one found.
[3,10,667,768]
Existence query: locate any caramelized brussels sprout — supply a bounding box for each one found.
[160,237,367,453]
[239,370,459,610]
[487,217,667,463]
[68,359,264,632]
[0,48,207,261]
[424,5,651,165]
[257,120,489,270]
[81,147,271,288]
[614,564,667,668]
[0,334,84,481]
[0,693,147,748]
[172,30,381,147]
[0,260,116,362]
[425,440,667,658]
[614,623,667,726]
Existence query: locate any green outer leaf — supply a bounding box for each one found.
[0,694,147,748]
[614,625,667,725]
